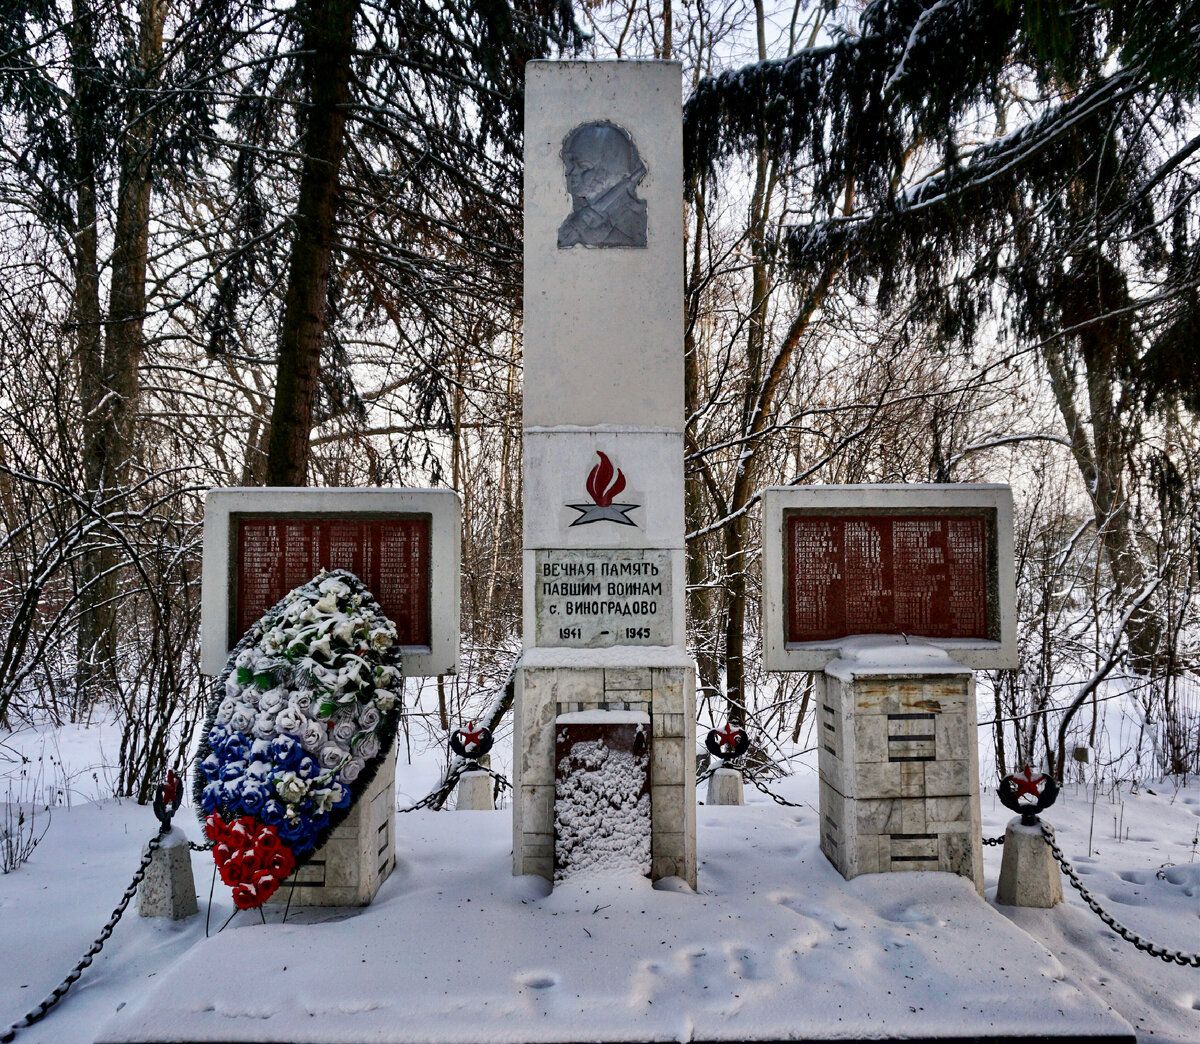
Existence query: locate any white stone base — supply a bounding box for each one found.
[268,742,396,907]
[817,669,983,894]
[456,770,495,811]
[513,664,695,887]
[706,767,744,805]
[138,828,198,920]
[995,818,1063,907]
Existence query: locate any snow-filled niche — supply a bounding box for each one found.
[554,711,651,880]
[192,569,402,908]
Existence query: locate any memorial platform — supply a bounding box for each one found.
[96,805,1132,1044]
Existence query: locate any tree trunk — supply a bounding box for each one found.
[106,0,166,489]
[69,0,116,714]
[265,0,359,486]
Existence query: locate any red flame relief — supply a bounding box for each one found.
[586,451,626,507]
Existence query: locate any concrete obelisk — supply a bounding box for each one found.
[512,61,695,887]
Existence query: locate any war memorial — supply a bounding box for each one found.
[77,61,1136,1044]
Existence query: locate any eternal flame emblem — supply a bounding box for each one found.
[557,121,647,249]
[568,451,639,527]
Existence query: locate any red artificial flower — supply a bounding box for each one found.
[231,883,261,910]
[208,816,293,909]
[267,848,295,879]
[205,813,231,843]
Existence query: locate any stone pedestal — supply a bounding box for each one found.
[268,742,396,907]
[138,827,198,920]
[514,663,695,884]
[515,61,695,889]
[995,818,1063,907]
[706,767,744,806]
[818,645,983,893]
[456,770,494,811]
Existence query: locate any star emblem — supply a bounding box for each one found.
[715,724,743,752]
[1010,765,1046,801]
[567,451,639,527]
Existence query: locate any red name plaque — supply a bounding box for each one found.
[785,513,991,643]
[234,516,431,647]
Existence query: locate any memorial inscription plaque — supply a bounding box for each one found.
[535,548,671,647]
[235,515,431,647]
[785,512,993,643]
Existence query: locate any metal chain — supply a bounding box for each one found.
[2,826,168,1043]
[188,840,213,852]
[982,835,1006,846]
[1040,821,1200,967]
[396,763,512,814]
[743,772,807,808]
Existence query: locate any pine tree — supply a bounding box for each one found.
[682,0,1200,717]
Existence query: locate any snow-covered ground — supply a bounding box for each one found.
[1,721,1198,1043]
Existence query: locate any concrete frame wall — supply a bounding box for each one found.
[200,487,460,678]
[761,484,1018,673]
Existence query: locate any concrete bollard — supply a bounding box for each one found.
[138,826,199,919]
[995,817,1063,908]
[456,770,495,810]
[706,767,744,806]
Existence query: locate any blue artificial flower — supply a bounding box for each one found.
[270,734,304,771]
[201,753,222,781]
[220,759,247,783]
[249,738,273,761]
[222,732,251,761]
[207,724,231,750]
[239,781,268,816]
[245,758,273,783]
[295,755,318,780]
[200,782,223,813]
[260,798,287,826]
[331,782,352,809]
[278,816,317,852]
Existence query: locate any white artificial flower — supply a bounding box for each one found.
[258,687,286,714]
[252,710,277,739]
[301,718,327,753]
[373,688,397,711]
[314,594,338,614]
[358,705,381,732]
[368,628,393,652]
[229,704,256,732]
[224,675,243,700]
[330,718,357,745]
[292,689,315,712]
[310,788,336,814]
[215,695,238,725]
[234,649,256,670]
[275,705,305,736]
[340,756,365,783]
[375,665,395,687]
[319,743,347,771]
[261,628,287,654]
[356,734,380,761]
[275,772,308,805]
[332,619,356,646]
[309,634,333,661]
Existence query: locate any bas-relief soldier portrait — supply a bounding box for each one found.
[557,121,647,249]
